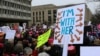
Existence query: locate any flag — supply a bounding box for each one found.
[36,29,51,48]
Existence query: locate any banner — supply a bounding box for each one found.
[54,4,85,44]
[36,29,51,48]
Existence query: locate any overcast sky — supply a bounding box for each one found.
[32,0,100,14]
[32,0,85,6]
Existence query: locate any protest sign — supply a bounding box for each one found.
[36,29,51,48]
[5,30,16,42]
[43,24,47,29]
[80,46,100,56]
[1,26,10,33]
[53,4,85,44]
[23,23,26,32]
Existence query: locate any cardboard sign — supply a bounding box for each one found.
[80,46,100,56]
[54,4,85,44]
[5,30,16,42]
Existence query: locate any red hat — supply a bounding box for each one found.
[48,37,54,45]
[68,45,76,55]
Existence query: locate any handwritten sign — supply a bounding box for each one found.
[53,4,85,44]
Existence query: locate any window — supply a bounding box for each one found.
[3,1,5,6]
[8,10,11,15]
[0,1,2,5]
[29,8,31,11]
[53,14,56,19]
[4,9,7,14]
[12,3,14,7]
[8,2,10,7]
[22,13,24,16]
[18,12,20,16]
[14,4,16,8]
[28,1,31,5]
[11,11,14,15]
[28,14,31,17]
[0,9,1,14]
[19,5,21,9]
[4,1,7,6]
[15,11,17,15]
[21,6,23,10]
[36,12,38,15]
[53,18,56,23]
[14,11,16,15]
[24,13,25,16]
[36,17,38,22]
[17,5,20,9]
[53,10,57,14]
[9,2,11,7]
[48,16,52,21]
[27,14,29,17]
[7,10,10,15]
[39,17,41,22]
[48,10,51,14]
[1,9,4,14]
[23,6,25,10]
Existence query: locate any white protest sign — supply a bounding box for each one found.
[23,23,26,32]
[1,26,10,33]
[80,46,100,56]
[5,30,16,42]
[43,24,47,29]
[53,4,85,44]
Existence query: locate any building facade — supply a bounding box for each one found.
[0,0,32,26]
[32,4,92,26]
[32,4,58,26]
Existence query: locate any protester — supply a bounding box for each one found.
[24,47,33,56]
[38,46,50,56]
[14,41,23,55]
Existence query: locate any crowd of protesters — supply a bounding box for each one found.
[1,23,100,56]
[0,23,63,56]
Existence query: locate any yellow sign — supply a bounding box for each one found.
[36,29,51,48]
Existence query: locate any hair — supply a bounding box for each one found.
[14,41,23,54]
[24,47,32,55]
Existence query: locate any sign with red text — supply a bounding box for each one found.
[53,4,85,44]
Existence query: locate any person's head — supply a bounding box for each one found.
[14,41,23,53]
[24,47,32,56]
[28,30,33,36]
